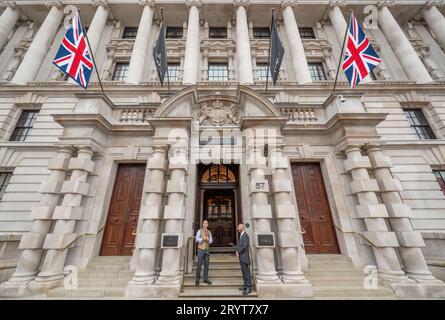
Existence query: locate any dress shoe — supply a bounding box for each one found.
[242,288,252,295]
[204,279,212,285]
[239,287,246,291]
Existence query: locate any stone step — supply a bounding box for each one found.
[192,264,241,271]
[179,287,257,297]
[79,279,131,287]
[305,270,365,277]
[184,273,243,279]
[186,270,243,277]
[86,265,131,272]
[89,256,132,264]
[78,271,134,279]
[306,254,351,262]
[184,278,245,286]
[308,262,355,269]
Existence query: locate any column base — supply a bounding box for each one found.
[256,281,314,298]
[405,270,440,283]
[281,272,311,284]
[0,280,33,297]
[391,282,445,299]
[27,276,64,295]
[125,281,180,298]
[378,270,412,285]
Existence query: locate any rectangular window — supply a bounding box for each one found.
[434,170,445,195]
[209,27,227,38]
[299,27,316,39]
[10,110,39,142]
[253,27,270,39]
[308,62,327,81]
[166,27,183,39]
[0,172,12,200]
[167,63,180,81]
[257,63,272,81]
[208,63,228,81]
[403,108,436,140]
[122,27,138,39]
[112,63,129,81]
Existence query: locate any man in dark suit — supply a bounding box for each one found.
[236,223,251,295]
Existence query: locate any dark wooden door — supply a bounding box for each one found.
[203,189,235,247]
[292,162,340,254]
[100,164,145,256]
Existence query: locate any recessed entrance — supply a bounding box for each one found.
[196,164,240,249]
[291,162,340,254]
[100,164,146,256]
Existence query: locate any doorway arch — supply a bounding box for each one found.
[195,164,241,248]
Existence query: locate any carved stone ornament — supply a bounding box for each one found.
[197,100,240,126]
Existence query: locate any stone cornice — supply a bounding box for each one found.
[233,0,249,9]
[281,0,297,9]
[328,0,345,9]
[44,0,63,9]
[138,0,155,7]
[424,0,445,8]
[377,0,395,9]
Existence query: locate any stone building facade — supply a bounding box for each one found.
[0,0,444,298]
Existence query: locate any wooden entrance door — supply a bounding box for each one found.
[203,189,235,247]
[100,164,145,256]
[291,162,340,254]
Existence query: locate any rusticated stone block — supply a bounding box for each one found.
[344,156,371,172]
[251,204,272,219]
[48,158,70,171]
[39,179,63,194]
[271,178,292,193]
[276,232,298,247]
[386,203,412,218]
[269,157,289,170]
[396,231,425,247]
[361,231,399,247]
[139,205,162,220]
[350,179,379,194]
[135,232,158,248]
[52,206,83,220]
[377,178,403,192]
[147,157,167,171]
[163,205,185,220]
[43,233,77,250]
[249,179,269,193]
[60,180,89,196]
[274,204,297,219]
[166,179,187,194]
[68,158,95,173]
[356,204,389,218]
[18,233,46,249]
[30,205,55,220]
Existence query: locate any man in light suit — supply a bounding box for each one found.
[195,220,213,286]
[236,223,251,295]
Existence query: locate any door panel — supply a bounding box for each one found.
[101,164,145,256]
[292,162,340,254]
[203,189,235,247]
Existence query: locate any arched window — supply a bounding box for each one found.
[200,164,236,183]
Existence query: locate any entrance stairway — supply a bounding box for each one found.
[179,253,258,298]
[47,256,133,299]
[305,254,397,299]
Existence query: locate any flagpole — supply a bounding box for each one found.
[265,8,274,92]
[79,10,106,95]
[324,9,353,105]
[161,7,170,93]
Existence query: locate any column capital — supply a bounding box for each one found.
[281,0,297,8]
[362,143,384,154]
[233,0,250,9]
[186,0,201,9]
[424,0,445,8]
[44,1,63,9]
[91,0,109,8]
[377,0,395,9]
[328,0,346,9]
[138,0,155,7]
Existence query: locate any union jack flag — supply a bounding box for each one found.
[53,12,93,89]
[342,13,381,88]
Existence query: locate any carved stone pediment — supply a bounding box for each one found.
[197,100,240,126]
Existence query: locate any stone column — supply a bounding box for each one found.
[155,143,188,296]
[344,146,408,283]
[422,0,445,50]
[11,1,64,85]
[281,1,312,84]
[29,147,95,291]
[365,145,440,283]
[88,0,111,56]
[125,146,168,297]
[0,147,73,297]
[234,0,254,85]
[327,0,347,45]
[0,1,21,53]
[377,1,432,83]
[126,0,155,84]
[182,0,201,85]
[246,141,280,294]
[268,145,312,294]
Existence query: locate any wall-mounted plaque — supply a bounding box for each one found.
[256,233,275,247]
[161,234,179,248]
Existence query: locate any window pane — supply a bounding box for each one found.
[308,63,326,81]
[112,63,129,81]
[208,64,228,81]
[167,63,180,81]
[0,172,12,200]
[253,27,270,39]
[209,27,227,38]
[403,108,436,140]
[122,27,138,39]
[257,63,272,81]
[299,27,315,39]
[10,111,39,142]
[166,27,183,39]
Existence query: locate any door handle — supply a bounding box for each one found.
[124,207,131,224]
